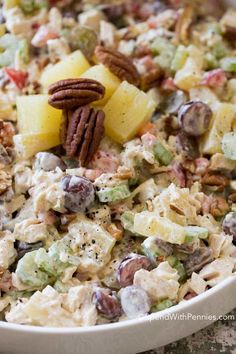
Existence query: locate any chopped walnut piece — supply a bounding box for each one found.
[59,213,77,232]
[228,193,236,203]
[107,222,124,241]
[201,173,230,188]
[181,160,196,174]
[116,166,133,180]
[209,153,236,173]
[0,171,12,195]
[220,8,236,41]
[175,6,194,44]
[0,144,14,165]
[141,67,163,91]
[0,120,15,148]
[195,158,210,176]
[0,267,4,276]
[210,197,230,218]
[134,44,152,58]
[0,270,12,292]
[146,200,153,212]
[22,81,41,95]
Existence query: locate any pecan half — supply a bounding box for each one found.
[48,78,105,110]
[62,105,105,167]
[95,46,140,86]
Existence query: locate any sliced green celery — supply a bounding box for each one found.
[184,226,209,243]
[16,250,49,288]
[222,132,236,160]
[19,0,48,13]
[154,141,173,166]
[121,211,135,233]
[97,184,131,203]
[167,255,186,282]
[151,36,176,70]
[171,45,188,71]
[220,57,236,72]
[151,299,173,312]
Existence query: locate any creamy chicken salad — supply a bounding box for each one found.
[0,0,235,327]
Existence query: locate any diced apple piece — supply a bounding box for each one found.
[174,57,201,91]
[78,9,105,33]
[174,46,203,91]
[17,95,62,135]
[103,81,156,144]
[201,102,236,155]
[189,87,219,107]
[80,64,121,105]
[13,133,60,159]
[40,50,91,90]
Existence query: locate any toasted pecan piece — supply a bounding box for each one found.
[210,196,229,218]
[48,78,105,110]
[140,67,163,91]
[0,120,15,148]
[0,170,11,195]
[95,45,140,86]
[62,105,105,167]
[220,9,236,41]
[201,173,230,187]
[175,6,194,44]
[107,222,124,241]
[228,193,236,203]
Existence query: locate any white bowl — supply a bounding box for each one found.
[0,275,235,354]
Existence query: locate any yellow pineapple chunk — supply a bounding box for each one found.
[133,212,186,245]
[17,95,62,135]
[0,25,6,37]
[40,51,91,90]
[80,64,121,105]
[13,133,60,159]
[3,0,19,9]
[103,81,156,144]
[201,102,236,155]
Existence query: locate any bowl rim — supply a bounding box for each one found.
[0,274,235,334]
